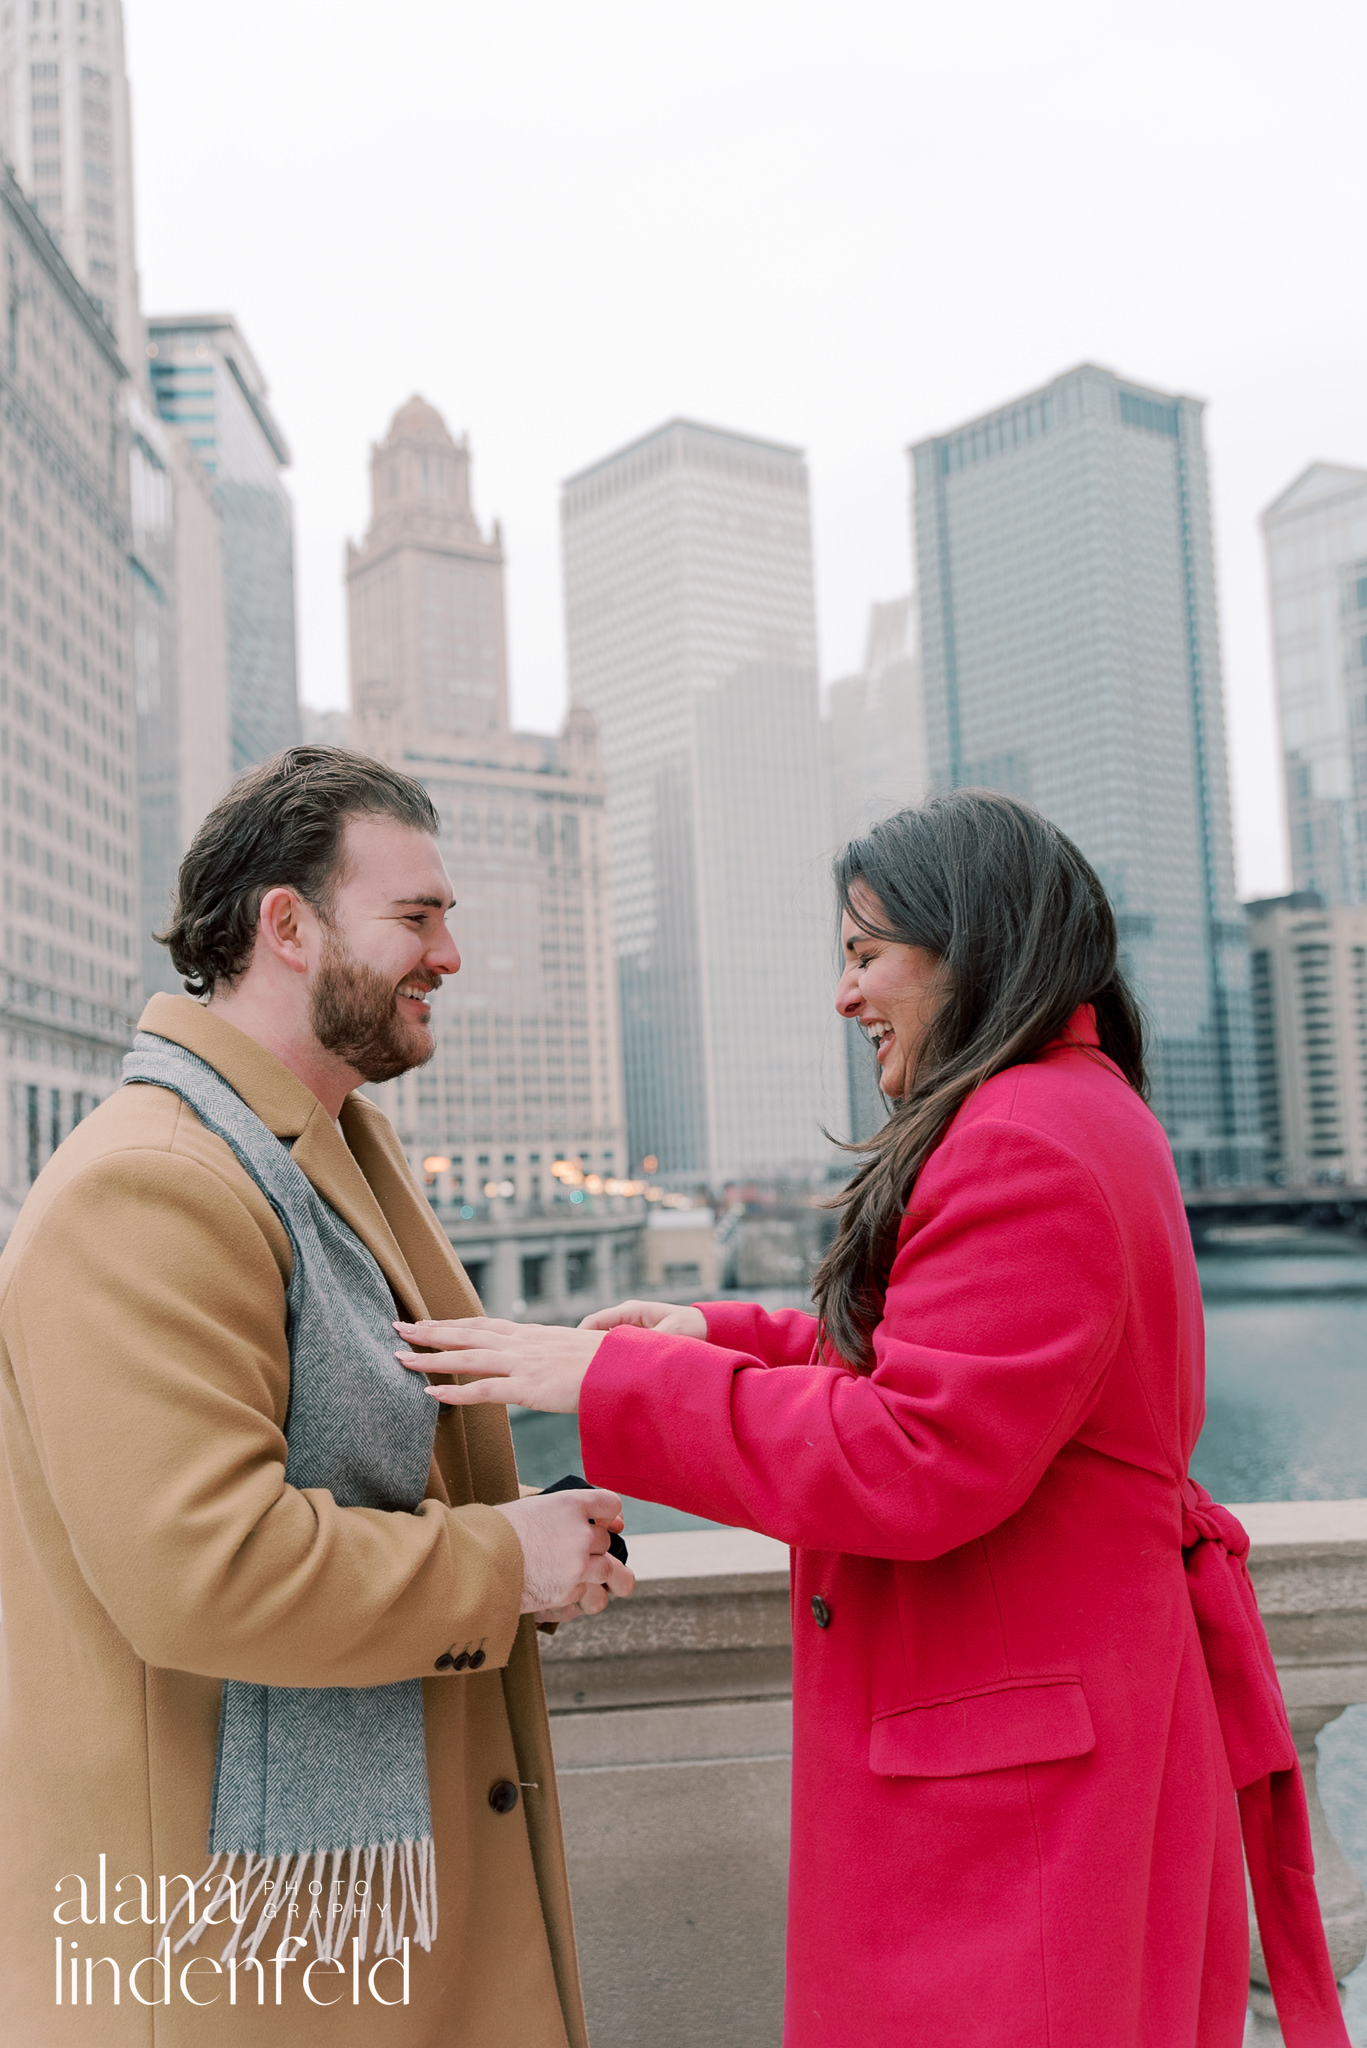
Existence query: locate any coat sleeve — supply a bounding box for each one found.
[6,1146,526,1686]
[580,1117,1128,1559]
[699,1301,819,1366]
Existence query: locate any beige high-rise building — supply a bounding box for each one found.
[0,166,138,1231]
[347,397,627,1214]
[1247,892,1367,1185]
[0,0,141,364]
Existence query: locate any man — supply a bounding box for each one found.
[0,747,630,2043]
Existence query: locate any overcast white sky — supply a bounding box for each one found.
[124,0,1366,900]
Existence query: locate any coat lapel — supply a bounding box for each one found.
[342,1098,521,1509]
[290,1106,427,1324]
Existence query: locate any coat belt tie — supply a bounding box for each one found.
[1181,1477,1348,2046]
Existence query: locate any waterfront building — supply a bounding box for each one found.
[147,313,300,774]
[0,0,141,364]
[910,363,1259,1186]
[0,165,138,1230]
[561,417,840,1181]
[1246,890,1367,1185]
[1261,464,1367,908]
[347,396,627,1261]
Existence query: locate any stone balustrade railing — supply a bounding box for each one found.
[540,1503,1367,2048]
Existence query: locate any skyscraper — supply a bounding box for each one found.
[148,314,300,773]
[825,593,928,1141]
[911,363,1259,1186]
[0,165,138,1230]
[1261,463,1367,907]
[348,397,626,1206]
[561,418,841,1181]
[0,0,141,363]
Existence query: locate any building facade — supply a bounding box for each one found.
[910,363,1259,1186]
[1247,891,1367,1185]
[147,313,299,775]
[1261,464,1367,908]
[561,417,841,1181]
[0,165,137,1232]
[348,396,626,1214]
[0,0,141,364]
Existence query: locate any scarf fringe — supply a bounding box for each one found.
[154,1837,437,1966]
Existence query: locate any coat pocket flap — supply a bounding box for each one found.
[870,1676,1095,1778]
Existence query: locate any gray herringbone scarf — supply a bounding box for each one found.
[122,1032,440,1968]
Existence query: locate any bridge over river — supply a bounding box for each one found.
[1186,1185,1367,1240]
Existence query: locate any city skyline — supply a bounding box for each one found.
[119,0,1367,903]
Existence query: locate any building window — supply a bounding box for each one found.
[566,1248,595,1294]
[25,1083,39,1182]
[520,1255,547,1302]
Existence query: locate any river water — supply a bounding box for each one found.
[514,1239,1367,2035]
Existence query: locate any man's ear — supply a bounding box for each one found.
[256,886,315,977]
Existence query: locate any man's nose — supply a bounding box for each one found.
[429,929,462,976]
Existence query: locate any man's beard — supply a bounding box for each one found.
[309,928,437,1084]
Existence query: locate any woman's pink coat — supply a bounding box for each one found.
[580,1018,1253,2047]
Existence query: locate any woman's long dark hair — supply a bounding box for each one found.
[812,790,1147,1372]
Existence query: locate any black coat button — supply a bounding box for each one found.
[469,1649,486,1669]
[811,1596,831,1629]
[488,1779,519,1815]
[433,1652,454,1671]
[452,1651,470,1671]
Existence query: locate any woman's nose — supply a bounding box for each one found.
[834,969,860,1018]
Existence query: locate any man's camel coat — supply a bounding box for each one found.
[0,995,588,2046]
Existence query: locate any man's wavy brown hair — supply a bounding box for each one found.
[158,746,440,998]
[812,790,1148,1372]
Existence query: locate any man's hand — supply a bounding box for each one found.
[492,1486,635,1616]
[577,1299,708,1338]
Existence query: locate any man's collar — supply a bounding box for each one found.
[137,993,336,1141]
[136,993,429,1320]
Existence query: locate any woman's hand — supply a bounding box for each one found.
[578,1300,708,1339]
[394,1317,605,1413]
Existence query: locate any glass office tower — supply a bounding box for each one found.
[911,363,1259,1185]
[148,314,300,773]
[562,419,841,1180]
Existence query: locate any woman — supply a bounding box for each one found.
[397,792,1344,2048]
